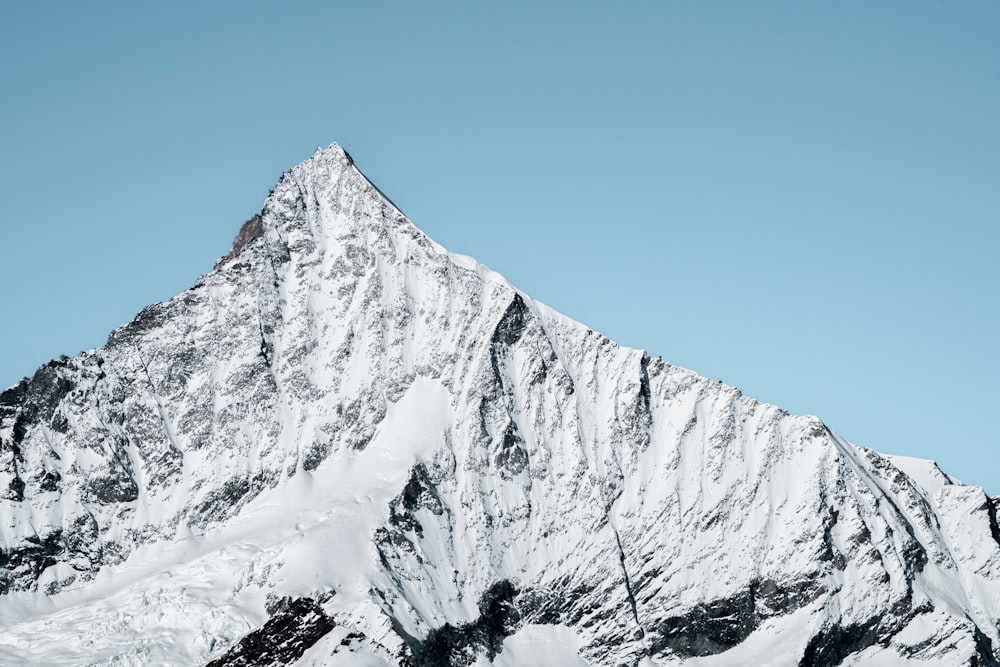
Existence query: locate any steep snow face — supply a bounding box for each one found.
[1,143,1000,666]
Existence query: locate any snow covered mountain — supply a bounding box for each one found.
[1,143,999,666]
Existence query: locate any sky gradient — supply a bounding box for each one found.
[1,2,998,491]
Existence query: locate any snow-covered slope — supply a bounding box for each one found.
[1,143,998,666]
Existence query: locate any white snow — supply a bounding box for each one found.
[490,625,591,666]
[885,454,956,494]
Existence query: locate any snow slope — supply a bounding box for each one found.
[1,143,999,666]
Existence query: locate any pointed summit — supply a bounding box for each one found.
[215,141,361,269]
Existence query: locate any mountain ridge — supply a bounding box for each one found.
[1,142,999,666]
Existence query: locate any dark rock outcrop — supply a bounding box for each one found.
[206,596,335,667]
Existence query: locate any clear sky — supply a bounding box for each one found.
[1,2,997,492]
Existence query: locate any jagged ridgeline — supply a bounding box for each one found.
[1,143,1000,666]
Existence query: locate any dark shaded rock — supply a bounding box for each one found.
[799,617,883,667]
[493,421,527,477]
[818,505,847,570]
[0,530,64,594]
[386,463,446,539]
[971,626,1000,667]
[516,576,616,629]
[517,587,566,625]
[650,578,826,659]
[400,464,444,515]
[486,294,532,401]
[49,411,70,433]
[1,359,75,452]
[191,474,271,526]
[88,469,139,504]
[5,475,25,501]
[27,359,75,423]
[613,530,640,626]
[983,496,1000,550]
[756,578,824,615]
[376,464,449,564]
[491,294,528,348]
[11,414,29,452]
[797,592,934,666]
[63,513,100,561]
[339,630,366,649]
[650,589,756,658]
[337,389,387,451]
[0,377,30,411]
[215,214,265,269]
[413,580,522,667]
[638,353,652,413]
[301,440,330,472]
[897,524,929,575]
[108,302,170,346]
[205,596,336,667]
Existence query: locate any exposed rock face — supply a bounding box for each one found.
[215,214,265,269]
[206,597,336,667]
[1,143,999,666]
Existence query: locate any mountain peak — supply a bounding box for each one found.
[290,140,359,188]
[207,139,418,288]
[310,139,353,163]
[2,144,1000,666]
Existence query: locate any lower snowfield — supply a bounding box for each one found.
[0,378,452,665]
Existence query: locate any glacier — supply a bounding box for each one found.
[0,143,998,666]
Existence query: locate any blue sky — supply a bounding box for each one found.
[1,2,997,492]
